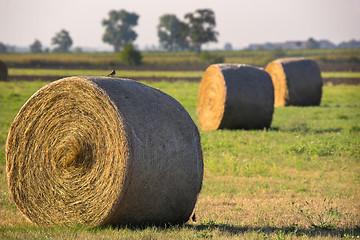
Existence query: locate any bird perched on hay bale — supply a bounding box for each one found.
[107,70,116,77]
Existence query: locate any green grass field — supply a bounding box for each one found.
[1,48,360,68]
[0,81,359,239]
[8,68,204,78]
[7,68,360,79]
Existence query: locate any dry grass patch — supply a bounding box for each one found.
[195,195,360,229]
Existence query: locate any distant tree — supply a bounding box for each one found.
[306,37,319,49]
[0,42,8,53]
[119,43,142,66]
[102,9,139,52]
[295,41,303,48]
[338,39,360,49]
[74,47,83,53]
[224,42,233,51]
[200,51,224,64]
[272,47,286,58]
[157,14,189,51]
[30,39,43,53]
[348,39,360,48]
[51,29,73,52]
[184,9,218,53]
[264,42,275,50]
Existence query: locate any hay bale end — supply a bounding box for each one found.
[197,64,274,130]
[265,58,323,106]
[6,76,203,226]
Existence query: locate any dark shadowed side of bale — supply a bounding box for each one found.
[91,77,203,226]
[0,60,8,81]
[265,58,323,106]
[197,64,274,130]
[6,77,203,226]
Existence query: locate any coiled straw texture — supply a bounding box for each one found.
[197,64,274,130]
[6,77,203,226]
[265,58,323,106]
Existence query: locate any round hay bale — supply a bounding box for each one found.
[265,58,323,106]
[197,64,274,130]
[6,76,203,226]
[0,60,8,81]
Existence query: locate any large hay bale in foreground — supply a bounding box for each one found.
[6,77,203,226]
[197,64,274,130]
[0,60,8,81]
[265,58,323,106]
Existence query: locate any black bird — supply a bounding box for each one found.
[108,70,116,77]
[191,212,196,222]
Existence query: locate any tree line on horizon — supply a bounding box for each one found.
[0,7,359,56]
[0,8,218,55]
[100,8,219,53]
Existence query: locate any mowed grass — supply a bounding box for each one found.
[0,80,359,239]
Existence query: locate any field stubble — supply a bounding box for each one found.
[0,81,359,239]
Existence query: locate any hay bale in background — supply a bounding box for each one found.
[197,64,274,130]
[0,60,8,81]
[6,77,203,226]
[265,58,323,106]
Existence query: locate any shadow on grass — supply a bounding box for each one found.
[222,127,345,134]
[184,223,360,238]
[270,127,344,133]
[98,222,360,238]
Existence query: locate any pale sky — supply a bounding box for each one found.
[1,0,359,50]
